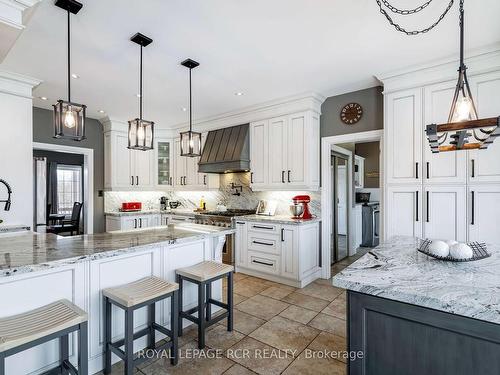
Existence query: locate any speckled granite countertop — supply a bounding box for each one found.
[233,214,321,225]
[0,224,233,277]
[332,236,500,325]
[104,209,196,217]
[0,225,31,233]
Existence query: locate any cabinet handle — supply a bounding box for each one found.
[415,191,419,222]
[134,219,137,229]
[252,259,274,267]
[203,175,207,185]
[253,240,273,246]
[471,191,475,225]
[136,176,139,185]
[169,176,172,185]
[471,159,475,178]
[250,172,253,184]
[139,218,142,228]
[252,225,274,230]
[281,170,285,183]
[184,176,187,185]
[131,176,134,185]
[416,162,419,179]
[288,170,291,183]
[236,221,245,225]
[426,162,429,179]
[426,191,429,223]
[281,228,285,242]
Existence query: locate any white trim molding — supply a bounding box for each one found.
[0,69,41,97]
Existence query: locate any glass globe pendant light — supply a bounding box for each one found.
[180,59,202,157]
[53,0,86,141]
[128,33,154,151]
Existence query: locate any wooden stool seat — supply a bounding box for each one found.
[176,261,234,282]
[0,300,87,352]
[103,276,179,308]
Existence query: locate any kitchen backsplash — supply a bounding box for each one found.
[104,172,320,217]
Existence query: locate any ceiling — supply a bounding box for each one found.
[2,0,500,128]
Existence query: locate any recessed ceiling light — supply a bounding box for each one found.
[98,110,106,114]
[39,96,48,100]
[235,92,244,96]
[71,73,80,79]
[181,107,187,112]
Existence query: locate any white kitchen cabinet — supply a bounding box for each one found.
[250,111,319,191]
[386,186,422,240]
[423,81,467,184]
[385,88,423,184]
[155,139,174,188]
[468,185,500,244]
[235,220,320,288]
[104,130,154,190]
[354,204,363,249]
[354,155,365,188]
[105,214,160,232]
[423,186,466,242]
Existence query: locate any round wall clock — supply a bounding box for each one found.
[340,103,363,125]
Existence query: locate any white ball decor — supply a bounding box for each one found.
[449,243,473,260]
[445,240,458,247]
[428,240,450,257]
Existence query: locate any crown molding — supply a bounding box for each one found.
[0,69,41,98]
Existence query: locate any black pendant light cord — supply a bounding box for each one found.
[189,67,192,132]
[67,9,71,102]
[140,44,143,120]
[459,0,465,69]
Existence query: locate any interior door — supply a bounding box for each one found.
[286,112,306,186]
[469,185,500,243]
[249,120,268,188]
[332,154,349,263]
[386,186,423,239]
[423,186,466,242]
[423,81,467,184]
[268,116,288,187]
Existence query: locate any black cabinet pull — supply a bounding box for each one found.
[236,222,245,225]
[281,228,285,242]
[253,240,273,246]
[281,170,285,183]
[471,191,475,225]
[252,225,273,230]
[184,176,187,185]
[169,176,172,185]
[134,219,137,229]
[416,162,419,179]
[131,176,134,185]
[250,172,253,184]
[416,191,419,222]
[288,170,291,183]
[426,191,430,223]
[426,162,430,179]
[203,175,207,185]
[471,159,475,178]
[252,259,274,267]
[139,218,142,228]
[136,176,139,185]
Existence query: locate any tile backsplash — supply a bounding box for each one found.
[104,173,320,217]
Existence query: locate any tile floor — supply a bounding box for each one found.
[100,252,366,375]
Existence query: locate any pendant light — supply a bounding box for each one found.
[128,33,154,151]
[425,0,499,153]
[53,0,86,141]
[180,58,202,157]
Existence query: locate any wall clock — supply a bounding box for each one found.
[340,103,363,125]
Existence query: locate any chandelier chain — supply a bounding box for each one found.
[375,0,455,35]
[380,0,434,15]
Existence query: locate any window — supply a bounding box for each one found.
[57,165,82,215]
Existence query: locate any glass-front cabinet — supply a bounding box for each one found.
[156,139,173,187]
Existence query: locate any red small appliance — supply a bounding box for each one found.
[121,202,142,211]
[292,195,312,220]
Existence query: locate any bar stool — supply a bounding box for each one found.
[176,261,234,349]
[0,299,88,375]
[102,276,179,374]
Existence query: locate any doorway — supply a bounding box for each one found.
[332,153,350,264]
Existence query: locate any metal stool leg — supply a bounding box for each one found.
[227,272,234,332]
[170,291,179,366]
[206,282,212,321]
[176,274,183,337]
[78,321,88,375]
[124,308,134,375]
[103,296,112,374]
[197,282,206,349]
[60,334,69,374]
[148,303,155,350]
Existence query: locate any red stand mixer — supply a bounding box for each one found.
[291,195,313,220]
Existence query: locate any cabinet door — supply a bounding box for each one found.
[423,186,466,242]
[133,149,154,188]
[234,221,247,268]
[174,139,186,187]
[423,82,467,184]
[121,217,137,230]
[156,140,173,187]
[386,186,422,239]
[197,133,207,187]
[268,116,288,187]
[469,185,500,244]
[286,112,307,187]
[250,120,268,188]
[185,155,199,187]
[469,73,500,183]
[112,132,133,188]
[281,226,299,279]
[386,89,423,184]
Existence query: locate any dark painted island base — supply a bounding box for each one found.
[347,291,500,375]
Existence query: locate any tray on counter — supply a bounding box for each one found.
[417,239,491,262]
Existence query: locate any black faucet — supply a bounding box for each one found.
[0,179,12,211]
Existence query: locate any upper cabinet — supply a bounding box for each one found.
[155,139,174,187]
[250,111,319,191]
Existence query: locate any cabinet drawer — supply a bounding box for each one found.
[247,232,281,255]
[247,222,280,234]
[247,251,280,275]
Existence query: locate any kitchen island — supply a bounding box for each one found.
[333,236,500,375]
[0,223,232,374]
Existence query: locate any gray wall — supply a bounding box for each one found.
[321,86,383,138]
[33,107,105,233]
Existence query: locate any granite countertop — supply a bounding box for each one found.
[233,214,321,225]
[332,236,500,325]
[105,209,196,217]
[0,225,31,233]
[0,223,233,277]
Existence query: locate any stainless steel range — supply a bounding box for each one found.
[194,209,255,264]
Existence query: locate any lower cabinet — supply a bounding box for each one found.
[105,214,160,232]
[468,184,500,244]
[235,220,320,288]
[386,186,422,239]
